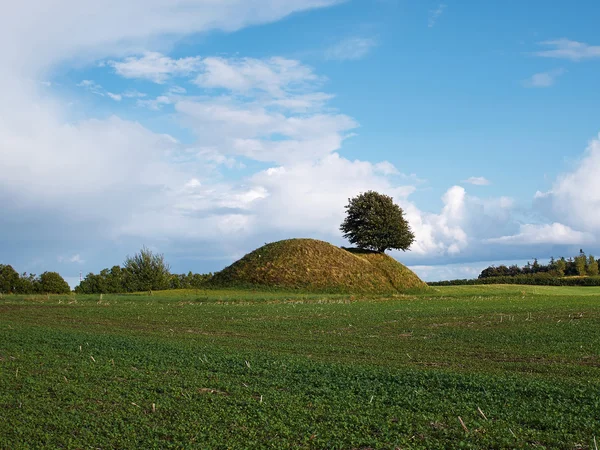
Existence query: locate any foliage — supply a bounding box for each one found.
[0,266,70,294]
[587,255,599,276]
[430,273,600,286]
[38,271,71,294]
[210,238,426,293]
[0,286,599,448]
[122,247,171,292]
[75,266,213,294]
[478,250,599,280]
[575,250,587,276]
[0,264,19,293]
[340,191,415,253]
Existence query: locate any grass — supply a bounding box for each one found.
[1,286,599,448]
[210,238,426,293]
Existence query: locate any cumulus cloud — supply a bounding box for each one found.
[534,135,600,232]
[324,37,377,61]
[487,223,595,245]
[410,262,488,282]
[175,95,358,164]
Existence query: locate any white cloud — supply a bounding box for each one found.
[176,97,358,164]
[1,0,342,73]
[138,95,172,110]
[109,52,203,83]
[523,68,565,88]
[168,85,187,95]
[194,56,321,97]
[78,80,123,100]
[535,39,600,61]
[324,37,377,61]
[462,176,490,186]
[488,223,595,245]
[410,258,536,282]
[123,89,147,98]
[269,92,334,112]
[534,135,600,232]
[58,254,85,264]
[411,262,485,282]
[428,4,446,28]
[77,79,104,95]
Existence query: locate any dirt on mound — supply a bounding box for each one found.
[210,238,426,294]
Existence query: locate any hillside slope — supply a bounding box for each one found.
[210,239,426,293]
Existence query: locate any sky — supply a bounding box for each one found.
[2,0,600,286]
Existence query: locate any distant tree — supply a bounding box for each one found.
[340,191,415,253]
[0,264,20,293]
[564,257,577,276]
[575,251,587,277]
[123,247,171,292]
[39,272,71,294]
[555,258,567,277]
[16,272,38,294]
[587,255,599,276]
[508,264,522,276]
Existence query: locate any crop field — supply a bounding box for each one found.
[1,285,599,449]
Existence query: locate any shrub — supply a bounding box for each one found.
[123,247,171,292]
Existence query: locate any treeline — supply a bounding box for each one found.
[478,250,598,279]
[429,273,600,287]
[428,250,600,287]
[74,247,212,294]
[0,265,70,294]
[75,267,212,294]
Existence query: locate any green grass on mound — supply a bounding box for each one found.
[209,238,426,293]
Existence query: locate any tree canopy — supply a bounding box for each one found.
[122,247,171,292]
[340,191,415,253]
[39,272,71,294]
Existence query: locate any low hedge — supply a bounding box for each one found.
[428,274,600,286]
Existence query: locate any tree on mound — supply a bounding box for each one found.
[340,191,415,253]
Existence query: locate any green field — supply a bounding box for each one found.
[1,286,599,449]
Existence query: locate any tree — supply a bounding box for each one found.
[39,272,71,294]
[555,258,567,277]
[0,264,20,293]
[575,250,587,276]
[587,255,599,276]
[123,247,171,292]
[340,191,415,253]
[14,272,38,294]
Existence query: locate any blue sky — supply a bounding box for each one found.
[2,0,600,286]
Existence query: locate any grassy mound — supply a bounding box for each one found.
[210,238,426,293]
